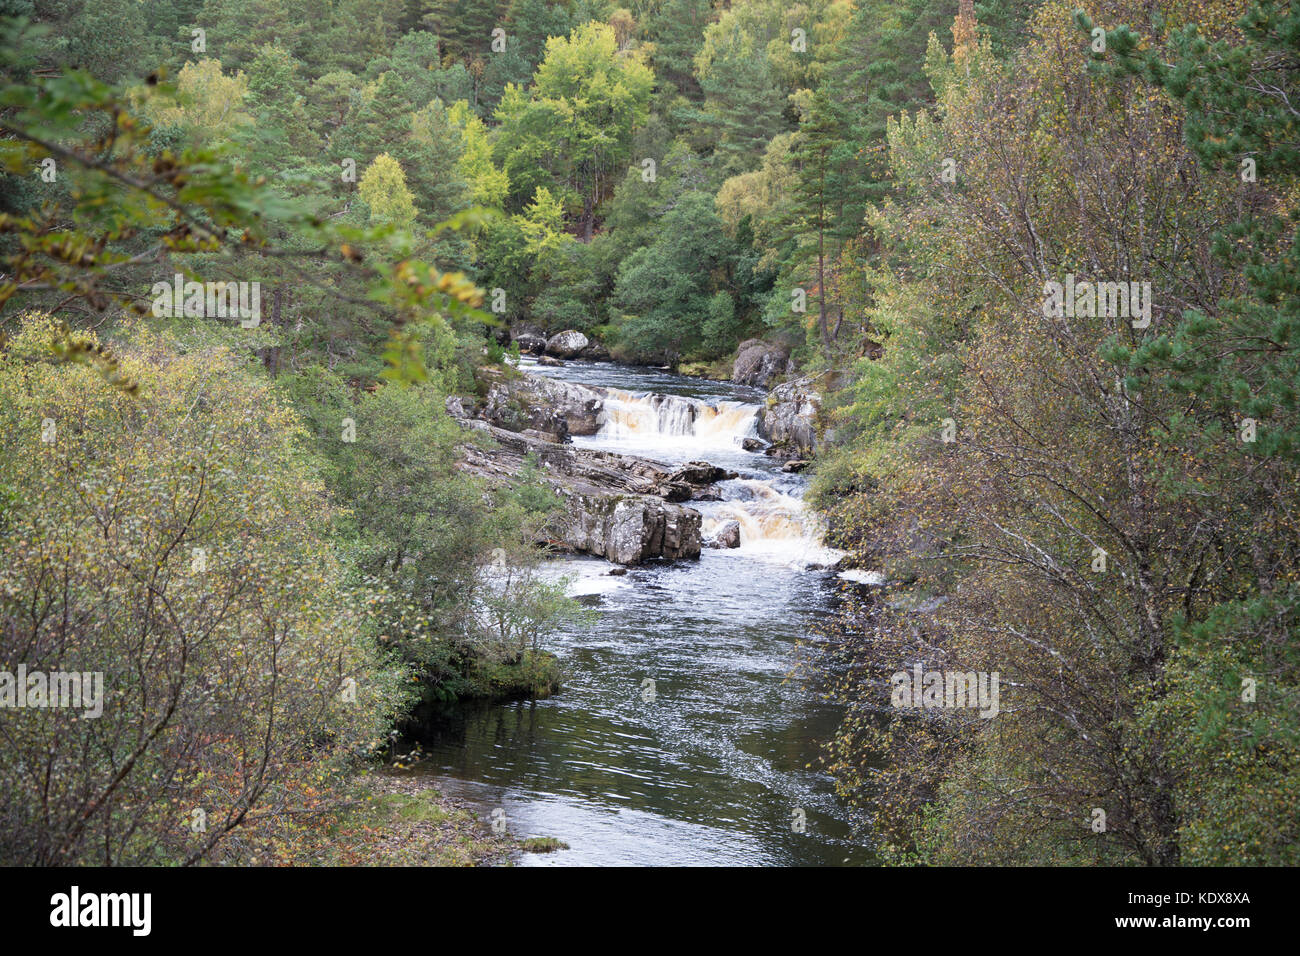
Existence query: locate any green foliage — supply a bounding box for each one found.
[0,316,409,865]
[359,152,419,227]
[493,21,654,236]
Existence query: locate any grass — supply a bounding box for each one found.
[300,773,514,866]
[520,836,570,853]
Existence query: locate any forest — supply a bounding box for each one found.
[0,0,1296,869]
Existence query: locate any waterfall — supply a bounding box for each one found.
[596,388,758,449]
[538,371,842,567]
[701,480,843,567]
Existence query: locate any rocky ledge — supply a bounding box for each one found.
[459,368,606,442]
[757,375,822,460]
[449,395,735,565]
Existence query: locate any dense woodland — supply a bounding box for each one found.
[0,0,1296,866]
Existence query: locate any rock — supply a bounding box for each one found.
[537,355,563,366]
[580,342,610,361]
[562,492,701,564]
[451,416,705,565]
[608,567,628,576]
[741,437,767,452]
[478,371,603,437]
[758,375,823,460]
[705,519,741,549]
[732,339,790,388]
[649,480,693,502]
[782,459,811,473]
[512,324,548,355]
[482,379,570,441]
[517,375,604,436]
[668,461,737,486]
[645,461,739,502]
[545,330,589,359]
[693,485,724,501]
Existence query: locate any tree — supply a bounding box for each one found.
[814,0,1284,866]
[141,58,252,150]
[449,99,510,208]
[0,316,405,865]
[359,153,419,227]
[195,0,332,68]
[493,21,654,238]
[612,190,735,360]
[1086,0,1300,863]
[642,0,712,99]
[695,31,787,175]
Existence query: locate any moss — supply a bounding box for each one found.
[520,836,569,853]
[677,359,731,380]
[464,649,563,701]
[373,792,452,824]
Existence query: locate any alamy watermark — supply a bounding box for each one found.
[50,886,150,936]
[151,273,261,327]
[1042,274,1152,328]
[891,664,1000,718]
[0,665,103,718]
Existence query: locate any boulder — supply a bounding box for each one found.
[545,330,589,359]
[668,461,737,486]
[741,437,767,452]
[482,380,570,441]
[518,375,604,436]
[537,355,563,366]
[758,376,822,460]
[511,324,548,355]
[580,342,611,361]
[705,519,741,549]
[732,339,789,388]
[561,493,701,564]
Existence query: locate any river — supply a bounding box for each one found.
[399,359,876,866]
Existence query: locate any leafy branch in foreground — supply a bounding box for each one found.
[0,16,493,388]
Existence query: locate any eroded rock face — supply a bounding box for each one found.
[668,461,736,486]
[561,492,701,564]
[758,376,821,460]
[480,379,569,441]
[451,415,710,565]
[516,375,605,436]
[545,330,589,359]
[732,339,790,388]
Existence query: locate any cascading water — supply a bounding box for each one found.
[596,388,759,450]
[583,387,841,566]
